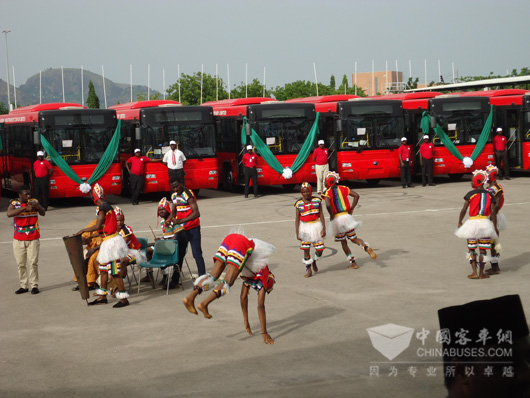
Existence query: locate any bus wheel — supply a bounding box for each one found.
[366,179,381,186]
[449,173,464,181]
[222,165,234,192]
[282,184,297,192]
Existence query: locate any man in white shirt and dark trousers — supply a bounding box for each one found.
[163,140,186,183]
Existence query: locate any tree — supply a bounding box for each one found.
[405,77,419,90]
[231,78,272,98]
[272,80,316,100]
[0,102,9,115]
[329,75,336,91]
[167,72,228,105]
[86,80,100,109]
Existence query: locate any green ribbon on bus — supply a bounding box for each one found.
[420,106,493,167]
[241,113,320,178]
[40,120,121,186]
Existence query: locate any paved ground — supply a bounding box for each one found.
[1,175,529,398]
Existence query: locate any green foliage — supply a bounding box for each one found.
[405,77,419,90]
[136,92,161,101]
[0,101,9,115]
[329,75,336,90]
[167,72,228,105]
[86,80,100,109]
[231,78,272,98]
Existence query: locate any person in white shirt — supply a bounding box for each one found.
[162,140,186,182]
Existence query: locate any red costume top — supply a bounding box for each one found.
[119,224,141,249]
[11,199,40,241]
[214,233,255,270]
[96,202,118,237]
[242,152,258,168]
[294,197,322,223]
[171,189,200,230]
[419,142,435,160]
[493,135,507,151]
[313,147,329,166]
[487,182,504,211]
[464,189,495,218]
[127,155,150,176]
[33,159,52,178]
[323,185,351,215]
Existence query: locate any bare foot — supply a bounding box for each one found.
[183,297,198,315]
[479,273,490,279]
[261,333,275,344]
[304,268,312,278]
[312,261,318,273]
[366,247,377,260]
[348,261,359,269]
[245,323,253,335]
[467,274,479,279]
[197,302,212,319]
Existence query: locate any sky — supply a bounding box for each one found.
[1,0,529,94]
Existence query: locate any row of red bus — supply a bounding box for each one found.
[0,89,529,199]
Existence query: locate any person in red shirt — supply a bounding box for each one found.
[126,148,151,205]
[312,140,329,194]
[493,127,510,180]
[398,137,413,188]
[7,185,46,295]
[242,145,258,198]
[33,151,53,210]
[419,135,435,187]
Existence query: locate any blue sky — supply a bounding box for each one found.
[1,0,529,93]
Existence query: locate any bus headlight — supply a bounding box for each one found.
[209,170,217,175]
[146,174,156,178]
[49,180,56,184]
[342,163,352,168]
[434,158,444,162]
[112,176,121,181]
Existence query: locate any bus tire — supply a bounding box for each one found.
[222,165,234,192]
[448,173,464,181]
[282,184,297,192]
[366,179,381,186]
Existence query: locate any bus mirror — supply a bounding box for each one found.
[335,118,343,132]
[245,122,252,136]
[34,129,41,144]
[430,116,437,129]
[135,127,142,140]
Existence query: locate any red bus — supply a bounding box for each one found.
[521,93,530,170]
[110,100,218,193]
[203,98,318,190]
[0,103,121,197]
[453,89,530,171]
[287,95,408,184]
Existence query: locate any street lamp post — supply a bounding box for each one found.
[2,30,11,110]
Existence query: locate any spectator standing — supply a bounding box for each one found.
[313,139,329,195]
[33,151,53,210]
[7,185,46,295]
[242,145,258,198]
[126,148,150,205]
[398,137,413,188]
[493,127,510,180]
[163,140,186,183]
[419,135,435,186]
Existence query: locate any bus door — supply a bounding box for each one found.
[505,108,522,168]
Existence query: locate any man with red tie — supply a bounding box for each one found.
[163,140,186,183]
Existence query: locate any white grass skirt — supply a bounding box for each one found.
[243,238,276,275]
[299,220,324,243]
[129,249,147,265]
[455,218,498,240]
[497,212,507,231]
[97,235,129,264]
[329,213,362,236]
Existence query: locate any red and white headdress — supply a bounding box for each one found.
[486,164,498,182]
[158,197,171,216]
[325,171,340,187]
[472,170,488,188]
[91,183,105,204]
[114,206,124,219]
[300,182,312,195]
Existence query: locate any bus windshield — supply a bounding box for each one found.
[523,111,530,142]
[43,126,117,165]
[342,116,403,150]
[434,111,489,146]
[144,123,216,159]
[254,118,314,155]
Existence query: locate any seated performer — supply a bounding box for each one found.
[294,182,326,278]
[455,170,498,280]
[72,219,101,291]
[240,265,276,344]
[182,232,276,344]
[75,184,130,308]
[485,164,507,275]
[322,171,377,269]
[114,207,146,279]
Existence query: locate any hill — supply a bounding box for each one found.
[0,68,161,108]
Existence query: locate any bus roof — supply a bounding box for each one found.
[435,89,530,106]
[285,95,361,113]
[203,97,277,117]
[109,100,181,111]
[371,92,443,111]
[0,103,87,124]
